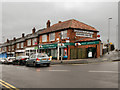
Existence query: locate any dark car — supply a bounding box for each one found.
[13,56,29,65]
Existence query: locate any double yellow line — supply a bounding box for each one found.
[0,79,19,90]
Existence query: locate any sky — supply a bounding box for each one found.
[0,0,119,48]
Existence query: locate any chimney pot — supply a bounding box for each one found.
[32,27,36,33]
[47,20,51,28]
[13,37,16,41]
[22,33,25,37]
[7,39,9,43]
[58,21,62,23]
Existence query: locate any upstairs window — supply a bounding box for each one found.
[61,30,67,39]
[32,38,37,45]
[49,33,55,41]
[5,47,7,51]
[17,43,19,49]
[27,39,31,46]
[42,35,47,42]
[12,45,14,51]
[8,46,11,51]
[21,42,24,48]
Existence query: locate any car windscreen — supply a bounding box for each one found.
[37,54,48,58]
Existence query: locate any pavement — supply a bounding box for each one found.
[51,51,120,65]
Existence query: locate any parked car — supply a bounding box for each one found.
[0,58,6,64]
[4,57,15,64]
[26,53,52,67]
[13,56,29,65]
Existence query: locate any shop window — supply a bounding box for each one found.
[32,38,37,45]
[49,33,55,41]
[51,49,57,57]
[42,35,47,42]
[61,30,67,39]
[27,39,31,46]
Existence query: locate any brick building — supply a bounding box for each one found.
[0,19,102,60]
[38,19,102,60]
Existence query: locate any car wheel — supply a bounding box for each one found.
[7,62,9,65]
[33,62,36,67]
[33,62,39,67]
[17,61,20,65]
[46,63,50,67]
[25,62,29,67]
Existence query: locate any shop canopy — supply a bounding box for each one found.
[39,43,75,49]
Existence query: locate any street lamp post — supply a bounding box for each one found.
[108,18,112,54]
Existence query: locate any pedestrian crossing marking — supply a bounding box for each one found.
[0,79,19,90]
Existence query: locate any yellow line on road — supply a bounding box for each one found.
[0,82,13,90]
[0,79,19,90]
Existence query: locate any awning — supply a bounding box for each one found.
[39,43,75,49]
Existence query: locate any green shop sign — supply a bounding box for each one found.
[80,41,99,45]
[39,43,75,49]
[39,44,57,49]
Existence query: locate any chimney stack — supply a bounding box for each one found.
[47,20,50,28]
[7,39,9,43]
[13,37,16,41]
[58,21,62,23]
[32,27,36,33]
[22,33,25,38]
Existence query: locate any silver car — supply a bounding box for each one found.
[26,53,51,67]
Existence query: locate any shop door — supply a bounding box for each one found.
[87,47,96,58]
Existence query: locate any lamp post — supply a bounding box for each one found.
[59,33,63,63]
[108,18,112,54]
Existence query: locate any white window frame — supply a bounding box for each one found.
[49,33,55,41]
[8,46,11,51]
[17,43,19,49]
[42,35,47,42]
[21,42,24,48]
[61,30,67,39]
[32,38,37,45]
[27,39,31,46]
[12,45,14,51]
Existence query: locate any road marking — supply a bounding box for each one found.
[89,70,118,73]
[72,64,86,65]
[0,80,19,90]
[47,70,71,72]
[0,82,13,90]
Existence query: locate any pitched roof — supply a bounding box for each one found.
[40,19,98,34]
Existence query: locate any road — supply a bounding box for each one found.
[0,61,119,89]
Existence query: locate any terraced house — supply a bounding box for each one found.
[0,19,103,60]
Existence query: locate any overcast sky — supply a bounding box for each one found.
[1,0,118,48]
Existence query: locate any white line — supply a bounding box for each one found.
[89,70,118,73]
[47,70,71,72]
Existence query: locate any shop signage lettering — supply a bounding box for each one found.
[80,41,99,45]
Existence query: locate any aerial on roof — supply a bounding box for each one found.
[40,19,98,34]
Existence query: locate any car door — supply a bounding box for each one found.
[29,54,35,65]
